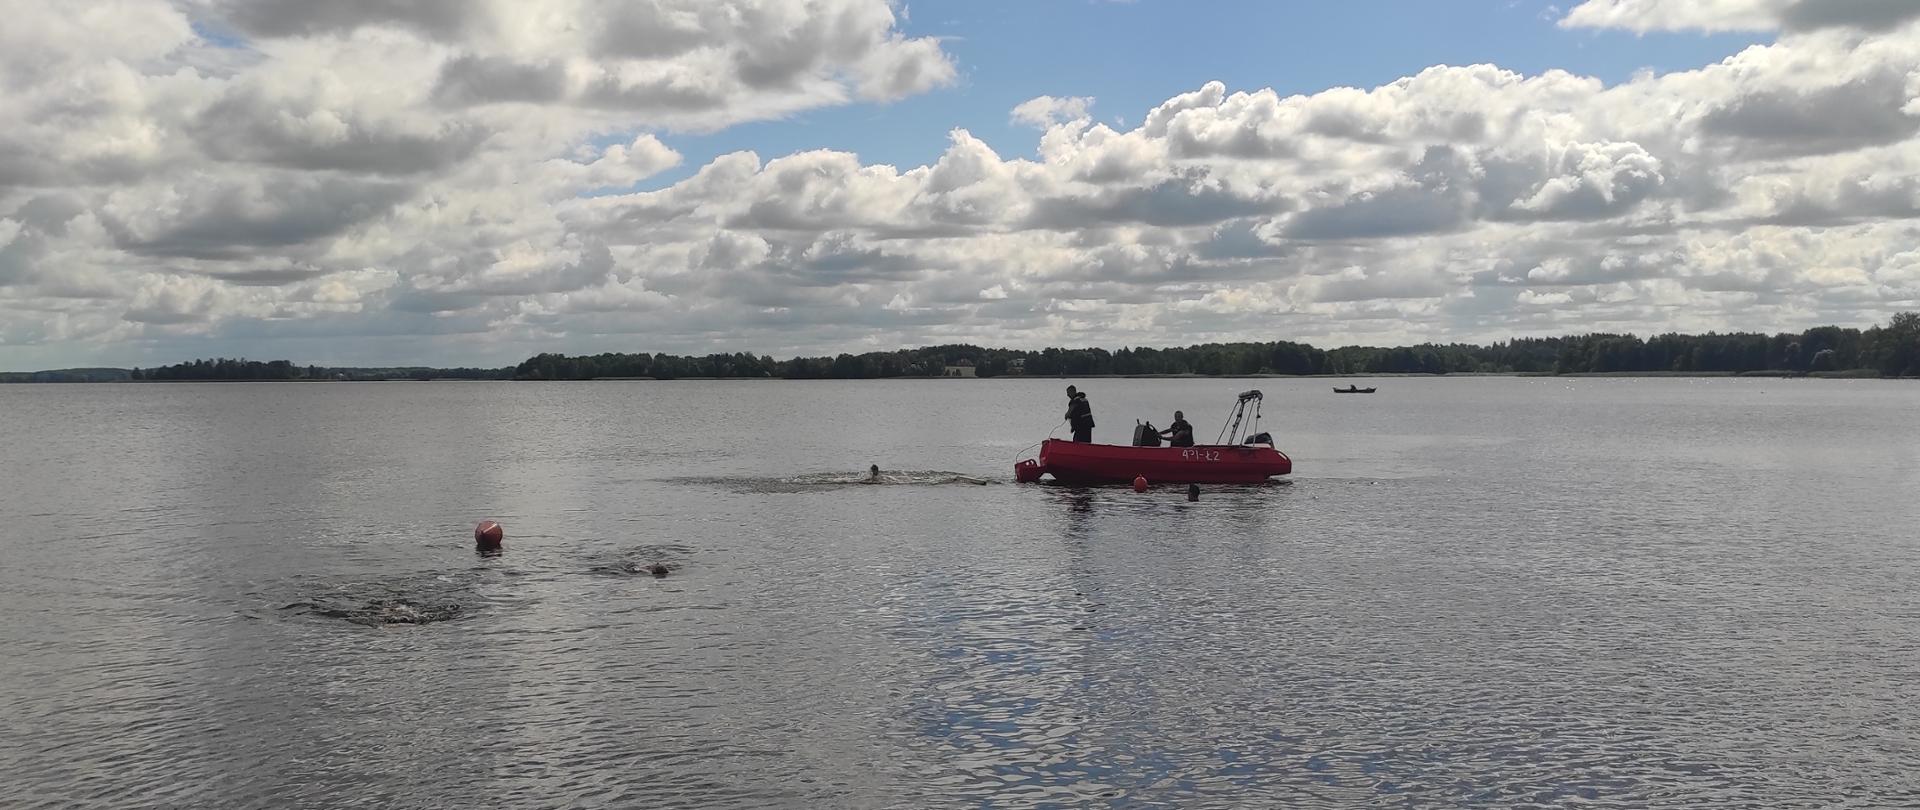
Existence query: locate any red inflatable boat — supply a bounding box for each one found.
[1015,439,1292,485]
[1014,390,1292,485]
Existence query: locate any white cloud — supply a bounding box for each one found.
[2,0,1919,368]
[1560,0,1920,32]
[1518,289,1575,306]
[1508,141,1665,219]
[1012,95,1094,128]
[1559,0,1789,32]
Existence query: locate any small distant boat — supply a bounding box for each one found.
[1334,385,1376,394]
[1015,390,1291,485]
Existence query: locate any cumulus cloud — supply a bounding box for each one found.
[2,0,1919,367]
[1507,141,1665,220]
[1560,0,1920,32]
[1559,0,1790,32]
[430,56,571,107]
[1780,0,1920,33]
[1012,95,1095,128]
[105,173,416,261]
[209,0,475,40]
[1699,68,1920,157]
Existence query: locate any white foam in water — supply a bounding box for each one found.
[677,470,998,492]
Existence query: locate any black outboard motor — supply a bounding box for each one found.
[1245,432,1272,446]
[1133,422,1163,447]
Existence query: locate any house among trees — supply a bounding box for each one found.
[1007,358,1025,375]
[943,359,977,377]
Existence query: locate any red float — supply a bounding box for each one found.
[474,520,504,546]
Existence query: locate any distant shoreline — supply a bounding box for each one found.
[6,370,1906,384]
[16,313,1910,382]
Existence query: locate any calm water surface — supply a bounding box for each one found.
[2,377,1918,808]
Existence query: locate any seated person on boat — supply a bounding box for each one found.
[1160,411,1194,447]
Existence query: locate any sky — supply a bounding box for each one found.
[2,0,1918,369]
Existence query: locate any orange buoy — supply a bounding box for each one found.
[1132,476,1149,492]
[474,520,503,547]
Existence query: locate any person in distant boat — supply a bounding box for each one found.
[1064,385,1095,443]
[1159,411,1194,447]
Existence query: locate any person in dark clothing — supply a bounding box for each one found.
[1160,411,1194,447]
[1064,385,1095,442]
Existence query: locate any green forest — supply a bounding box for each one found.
[125,360,513,382]
[512,312,1920,380]
[13,312,1917,382]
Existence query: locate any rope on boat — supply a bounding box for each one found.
[1014,421,1067,462]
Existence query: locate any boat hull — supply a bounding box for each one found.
[1015,439,1291,485]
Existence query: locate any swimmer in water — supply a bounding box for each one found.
[867,464,882,482]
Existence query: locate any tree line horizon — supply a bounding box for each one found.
[9,312,1915,383]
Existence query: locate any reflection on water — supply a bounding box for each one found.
[2,378,1919,808]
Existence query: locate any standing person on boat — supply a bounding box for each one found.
[1064,385,1095,443]
[1159,411,1194,447]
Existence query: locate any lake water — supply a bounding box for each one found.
[2,377,1918,808]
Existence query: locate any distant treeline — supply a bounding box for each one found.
[514,312,1920,380]
[10,312,1917,382]
[0,368,133,383]
[127,359,513,381]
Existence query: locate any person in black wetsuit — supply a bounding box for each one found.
[1064,385,1095,443]
[1159,411,1194,447]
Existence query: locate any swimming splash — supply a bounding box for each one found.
[673,470,997,493]
[264,571,499,627]
[588,561,676,577]
[856,469,996,487]
[588,544,692,578]
[281,598,465,626]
